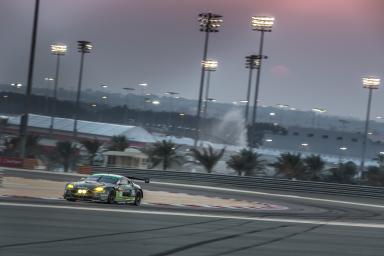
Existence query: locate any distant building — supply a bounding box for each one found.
[2,114,155,146]
[103,148,148,169]
[263,126,383,159]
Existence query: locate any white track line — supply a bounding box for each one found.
[3,168,384,209]
[1,201,384,229]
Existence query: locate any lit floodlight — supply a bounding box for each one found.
[201,59,218,71]
[362,77,380,89]
[198,13,223,32]
[251,16,275,31]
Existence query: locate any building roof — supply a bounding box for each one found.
[6,114,155,143]
[103,148,147,158]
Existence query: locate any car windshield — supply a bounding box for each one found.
[84,175,119,184]
[97,176,119,184]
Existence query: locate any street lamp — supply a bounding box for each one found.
[250,16,274,148]
[202,59,218,119]
[339,146,347,163]
[49,43,67,135]
[123,87,135,124]
[164,91,179,128]
[359,76,380,178]
[138,83,148,112]
[73,40,92,139]
[43,77,54,115]
[195,12,223,146]
[10,82,23,88]
[311,107,327,128]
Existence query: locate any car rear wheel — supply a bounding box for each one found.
[107,190,116,204]
[134,191,142,206]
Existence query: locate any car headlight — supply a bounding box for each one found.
[66,184,74,189]
[94,186,105,193]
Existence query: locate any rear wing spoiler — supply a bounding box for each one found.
[127,176,150,183]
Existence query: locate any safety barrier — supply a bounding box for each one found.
[92,166,384,199]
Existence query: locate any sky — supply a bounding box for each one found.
[0,0,383,120]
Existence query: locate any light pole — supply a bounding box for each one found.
[19,0,39,159]
[201,59,218,119]
[245,55,265,124]
[179,113,185,137]
[359,77,380,179]
[311,107,326,128]
[164,91,179,128]
[73,40,92,139]
[99,84,109,122]
[44,77,54,115]
[250,16,274,148]
[100,95,108,122]
[195,12,222,147]
[123,87,135,124]
[339,146,347,163]
[49,43,67,135]
[276,103,289,124]
[205,97,217,113]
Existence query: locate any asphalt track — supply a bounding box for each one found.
[1,168,384,255]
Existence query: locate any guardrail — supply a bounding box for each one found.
[92,166,384,199]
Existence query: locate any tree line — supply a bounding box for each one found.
[4,134,383,187]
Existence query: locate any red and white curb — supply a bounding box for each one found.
[142,202,287,210]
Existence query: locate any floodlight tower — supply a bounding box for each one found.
[201,59,218,118]
[194,12,222,146]
[250,16,274,147]
[359,77,380,179]
[49,43,67,135]
[244,55,266,124]
[73,41,92,139]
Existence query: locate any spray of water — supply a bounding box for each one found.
[208,109,247,147]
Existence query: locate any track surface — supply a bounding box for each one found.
[1,169,384,255]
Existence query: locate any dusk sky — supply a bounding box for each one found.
[1,0,383,120]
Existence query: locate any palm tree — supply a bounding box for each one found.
[325,161,357,184]
[366,166,384,186]
[226,149,266,176]
[145,140,183,170]
[373,153,384,168]
[4,135,40,157]
[81,138,102,165]
[190,145,225,173]
[55,141,77,172]
[108,135,128,151]
[271,153,305,179]
[303,154,325,180]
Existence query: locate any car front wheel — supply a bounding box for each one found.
[134,191,142,206]
[107,190,116,204]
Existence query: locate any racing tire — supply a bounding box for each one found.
[134,191,142,206]
[107,190,116,204]
[66,198,76,202]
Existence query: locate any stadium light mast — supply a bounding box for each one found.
[19,0,40,159]
[194,12,222,147]
[250,16,274,147]
[73,40,92,139]
[49,43,67,135]
[201,59,218,119]
[244,55,265,124]
[359,77,380,179]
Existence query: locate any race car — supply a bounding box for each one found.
[63,173,148,206]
